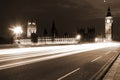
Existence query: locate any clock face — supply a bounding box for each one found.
[107,19,110,23]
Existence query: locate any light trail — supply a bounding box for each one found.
[0,42,119,61]
[0,42,119,70]
[0,42,119,55]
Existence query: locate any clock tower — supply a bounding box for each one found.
[27,21,37,38]
[105,7,113,41]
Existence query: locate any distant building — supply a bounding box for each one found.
[78,27,95,42]
[105,7,113,41]
[27,21,37,38]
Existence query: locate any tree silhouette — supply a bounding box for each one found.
[43,28,48,37]
[51,20,58,41]
[43,28,48,42]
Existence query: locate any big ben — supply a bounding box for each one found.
[105,7,113,41]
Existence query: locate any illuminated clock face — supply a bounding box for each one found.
[107,19,110,23]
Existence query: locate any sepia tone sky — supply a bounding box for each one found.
[0,0,120,37]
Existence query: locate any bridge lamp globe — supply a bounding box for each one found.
[76,34,81,40]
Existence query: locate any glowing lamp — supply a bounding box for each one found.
[12,26,23,34]
[76,34,81,40]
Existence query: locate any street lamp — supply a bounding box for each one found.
[75,34,81,43]
[95,37,98,42]
[9,26,23,44]
[12,26,23,35]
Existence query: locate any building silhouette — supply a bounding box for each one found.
[77,27,95,42]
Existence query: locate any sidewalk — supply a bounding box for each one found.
[103,53,120,80]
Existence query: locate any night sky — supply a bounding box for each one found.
[0,0,120,37]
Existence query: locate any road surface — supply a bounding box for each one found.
[0,42,120,80]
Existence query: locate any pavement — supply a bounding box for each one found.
[103,51,120,80]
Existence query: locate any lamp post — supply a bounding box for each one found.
[9,26,23,44]
[75,34,81,43]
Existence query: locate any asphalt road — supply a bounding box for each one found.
[0,44,120,80]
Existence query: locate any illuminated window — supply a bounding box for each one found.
[32,22,36,25]
[28,22,31,25]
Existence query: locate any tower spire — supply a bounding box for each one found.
[106,6,112,17]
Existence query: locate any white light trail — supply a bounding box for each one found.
[0,42,119,55]
[0,42,119,70]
